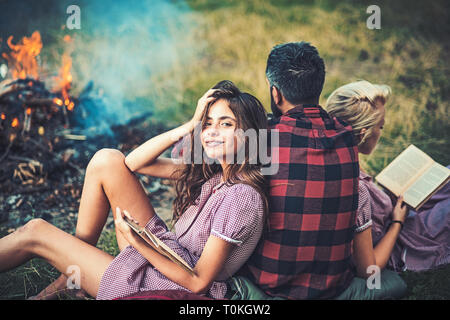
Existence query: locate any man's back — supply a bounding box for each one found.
[245,104,359,299]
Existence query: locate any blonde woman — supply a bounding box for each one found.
[325,80,450,299]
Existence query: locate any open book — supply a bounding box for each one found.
[375,144,450,210]
[124,216,195,275]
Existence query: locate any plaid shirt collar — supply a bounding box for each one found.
[283,104,327,118]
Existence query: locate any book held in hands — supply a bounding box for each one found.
[375,144,450,210]
[123,215,195,275]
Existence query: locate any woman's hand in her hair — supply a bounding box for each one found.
[191,89,217,127]
[392,195,409,223]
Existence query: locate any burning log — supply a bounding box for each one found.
[0,30,76,148]
[0,31,171,231]
[0,31,82,195]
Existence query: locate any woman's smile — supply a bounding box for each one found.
[200,99,238,166]
[204,140,224,148]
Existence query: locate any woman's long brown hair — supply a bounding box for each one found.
[171,80,269,225]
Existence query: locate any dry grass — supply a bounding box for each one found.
[152,0,449,175]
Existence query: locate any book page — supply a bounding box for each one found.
[143,229,194,273]
[375,145,434,195]
[124,216,159,247]
[404,162,450,209]
[123,216,194,274]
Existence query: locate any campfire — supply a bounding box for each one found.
[0,31,81,186]
[0,31,172,229]
[1,33,77,137]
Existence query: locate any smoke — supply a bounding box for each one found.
[0,0,203,136]
[66,0,201,135]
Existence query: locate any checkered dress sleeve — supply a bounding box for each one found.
[211,184,264,246]
[355,180,373,233]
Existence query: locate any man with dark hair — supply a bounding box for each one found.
[242,41,360,300]
[266,42,326,114]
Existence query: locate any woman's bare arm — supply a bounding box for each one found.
[133,158,182,179]
[115,208,232,294]
[352,195,408,278]
[124,121,193,178]
[124,89,217,179]
[352,225,401,278]
[135,234,232,294]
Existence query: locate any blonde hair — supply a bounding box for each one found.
[325,80,391,146]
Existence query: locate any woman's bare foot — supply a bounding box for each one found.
[28,274,89,300]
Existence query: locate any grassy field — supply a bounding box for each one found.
[0,229,120,300]
[1,228,449,300]
[0,0,449,300]
[152,0,450,174]
[173,0,450,299]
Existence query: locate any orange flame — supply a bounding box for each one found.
[2,31,42,79]
[53,50,74,111]
[11,117,19,128]
[53,98,63,106]
[53,53,72,91]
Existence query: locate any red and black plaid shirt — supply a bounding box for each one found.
[243,105,359,300]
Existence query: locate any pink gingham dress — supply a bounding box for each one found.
[355,171,393,236]
[96,173,265,300]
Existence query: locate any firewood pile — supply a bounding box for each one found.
[0,31,175,234]
[0,77,76,190]
[0,78,174,231]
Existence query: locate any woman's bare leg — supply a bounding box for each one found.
[32,148,157,299]
[75,148,156,248]
[0,218,114,298]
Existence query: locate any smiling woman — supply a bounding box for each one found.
[201,99,239,163]
[172,80,269,224]
[0,79,270,301]
[98,80,270,300]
